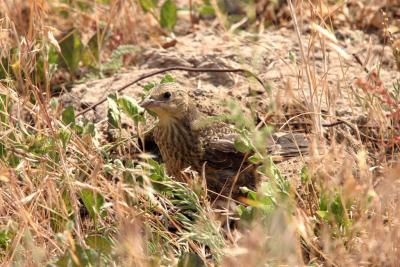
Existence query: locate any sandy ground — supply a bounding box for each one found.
[60,21,399,179]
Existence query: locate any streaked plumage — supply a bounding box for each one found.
[140,83,258,198]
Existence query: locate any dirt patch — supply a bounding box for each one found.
[60,23,399,180]
[63,25,398,117]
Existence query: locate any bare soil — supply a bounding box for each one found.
[60,20,399,179]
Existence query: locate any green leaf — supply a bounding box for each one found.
[61,106,75,126]
[0,93,11,124]
[248,153,262,164]
[319,193,329,212]
[0,230,11,250]
[234,138,251,153]
[0,57,10,80]
[59,128,71,149]
[318,193,349,227]
[148,159,167,182]
[48,46,59,65]
[0,142,5,158]
[50,98,59,110]
[316,210,328,220]
[117,95,144,123]
[56,244,100,267]
[160,74,175,84]
[9,154,20,168]
[178,252,206,267]
[143,82,156,92]
[59,31,84,73]
[236,205,256,222]
[96,0,111,4]
[331,194,346,226]
[102,45,138,72]
[160,0,177,30]
[80,189,105,220]
[85,235,113,255]
[50,211,69,233]
[289,51,297,64]
[264,83,272,94]
[139,0,156,12]
[107,94,121,129]
[199,4,215,17]
[28,136,55,156]
[81,32,101,67]
[82,121,95,136]
[300,165,309,183]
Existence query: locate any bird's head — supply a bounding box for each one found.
[140,83,190,122]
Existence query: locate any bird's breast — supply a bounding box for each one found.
[153,120,203,178]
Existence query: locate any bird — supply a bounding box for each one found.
[140,82,309,199]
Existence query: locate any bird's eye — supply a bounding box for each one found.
[163,92,172,99]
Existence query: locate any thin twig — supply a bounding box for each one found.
[352,53,369,73]
[75,66,265,117]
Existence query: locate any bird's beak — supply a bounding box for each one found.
[140,98,157,109]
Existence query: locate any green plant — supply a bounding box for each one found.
[139,0,177,30]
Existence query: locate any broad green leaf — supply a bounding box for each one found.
[199,4,215,17]
[56,244,100,267]
[80,189,105,220]
[319,193,329,212]
[62,106,75,126]
[236,205,256,222]
[81,32,101,67]
[252,126,272,152]
[48,45,59,65]
[139,0,156,12]
[85,235,113,255]
[107,94,121,129]
[234,138,251,153]
[300,165,309,183]
[160,0,177,30]
[318,193,349,227]
[59,128,71,149]
[331,194,347,226]
[148,159,166,182]
[102,45,138,72]
[28,136,54,156]
[82,121,95,136]
[248,153,262,164]
[0,230,11,249]
[316,210,328,220]
[9,154,20,168]
[117,95,144,123]
[59,31,83,73]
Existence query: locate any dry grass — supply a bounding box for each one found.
[0,0,399,266]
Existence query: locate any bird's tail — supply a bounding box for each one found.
[267,132,310,162]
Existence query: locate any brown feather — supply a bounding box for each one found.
[141,83,309,199]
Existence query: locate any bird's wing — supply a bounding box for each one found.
[197,121,249,170]
[198,123,258,197]
[193,116,310,166]
[267,132,310,161]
